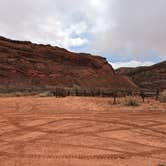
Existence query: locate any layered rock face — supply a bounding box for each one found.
[116,61,166,91]
[0,36,136,91]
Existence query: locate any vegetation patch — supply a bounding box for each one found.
[124,97,140,106]
[159,90,166,103]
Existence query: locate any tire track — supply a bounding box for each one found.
[0,148,166,160]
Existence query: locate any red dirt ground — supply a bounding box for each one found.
[0,97,166,166]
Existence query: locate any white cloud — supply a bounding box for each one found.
[0,0,166,62]
[91,0,166,60]
[110,61,154,69]
[0,0,90,50]
[64,37,89,48]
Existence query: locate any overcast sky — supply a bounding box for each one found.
[0,0,166,68]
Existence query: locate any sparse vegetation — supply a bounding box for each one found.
[158,164,165,166]
[140,90,145,102]
[159,90,166,103]
[124,97,140,106]
[37,91,53,97]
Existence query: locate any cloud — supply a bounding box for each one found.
[110,61,155,69]
[91,0,166,61]
[0,0,166,62]
[0,0,91,49]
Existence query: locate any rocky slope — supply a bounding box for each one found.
[0,36,136,92]
[116,61,166,91]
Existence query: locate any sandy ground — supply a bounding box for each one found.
[0,96,166,166]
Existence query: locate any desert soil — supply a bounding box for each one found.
[0,96,166,166]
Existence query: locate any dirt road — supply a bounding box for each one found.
[0,97,166,166]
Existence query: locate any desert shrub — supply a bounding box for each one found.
[52,88,67,97]
[159,90,166,103]
[158,164,165,166]
[124,97,139,106]
[37,91,53,97]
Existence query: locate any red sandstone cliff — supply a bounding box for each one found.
[116,61,166,91]
[0,36,136,92]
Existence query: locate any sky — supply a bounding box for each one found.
[0,0,166,69]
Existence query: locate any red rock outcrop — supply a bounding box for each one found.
[0,36,136,91]
[116,61,166,91]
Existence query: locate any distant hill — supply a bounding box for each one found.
[0,36,136,92]
[116,61,166,91]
